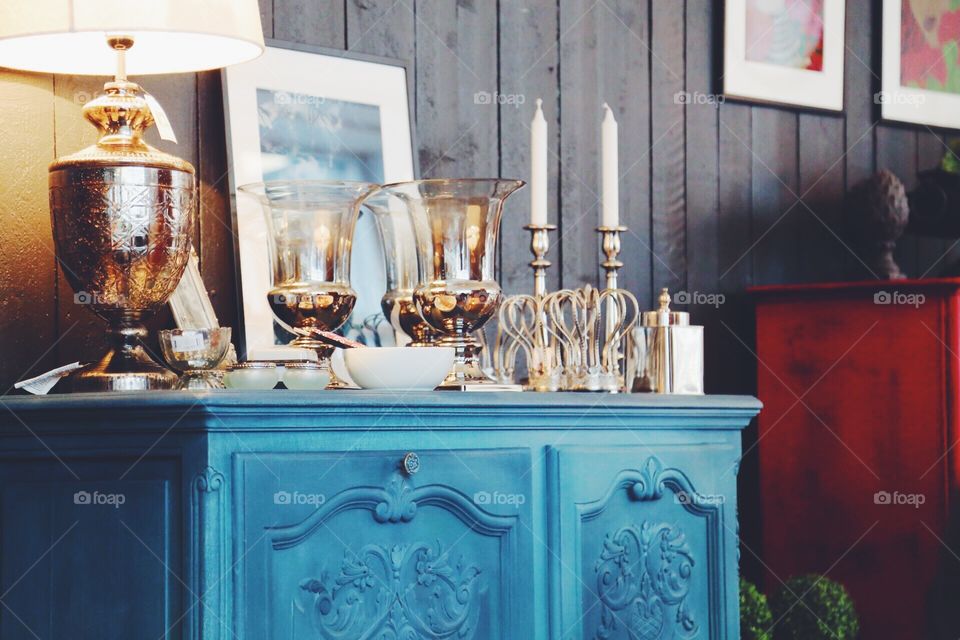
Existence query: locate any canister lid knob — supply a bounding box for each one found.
[641,288,690,327]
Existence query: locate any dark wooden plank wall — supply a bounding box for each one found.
[0,0,957,394]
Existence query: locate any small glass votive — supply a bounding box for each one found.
[159,328,232,390]
[223,362,279,390]
[282,362,331,391]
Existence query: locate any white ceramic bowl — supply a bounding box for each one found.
[344,347,454,391]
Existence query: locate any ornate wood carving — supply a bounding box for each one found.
[579,456,725,639]
[594,521,698,640]
[296,540,484,639]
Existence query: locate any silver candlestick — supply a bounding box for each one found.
[597,225,627,291]
[524,223,557,297]
[598,225,628,389]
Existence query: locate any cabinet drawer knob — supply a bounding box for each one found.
[401,452,421,476]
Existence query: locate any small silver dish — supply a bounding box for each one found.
[159,328,232,390]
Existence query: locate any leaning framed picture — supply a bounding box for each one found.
[223,40,416,359]
[881,0,960,129]
[723,0,846,111]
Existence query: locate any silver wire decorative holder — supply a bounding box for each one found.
[487,222,640,392]
[488,224,559,389]
[541,285,638,392]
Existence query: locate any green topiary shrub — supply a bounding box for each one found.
[740,578,773,640]
[771,574,860,640]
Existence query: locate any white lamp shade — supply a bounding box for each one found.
[0,0,264,75]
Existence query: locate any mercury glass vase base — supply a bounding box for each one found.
[432,337,522,391]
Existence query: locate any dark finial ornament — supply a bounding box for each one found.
[848,169,910,280]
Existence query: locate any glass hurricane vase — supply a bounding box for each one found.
[366,179,524,388]
[363,190,442,347]
[238,180,377,386]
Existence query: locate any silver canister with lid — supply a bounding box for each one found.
[628,288,704,394]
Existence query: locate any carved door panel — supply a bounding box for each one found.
[549,445,739,640]
[237,448,534,640]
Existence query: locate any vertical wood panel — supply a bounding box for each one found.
[197,71,238,331]
[414,0,498,178]
[685,0,719,305]
[346,0,416,61]
[798,114,846,281]
[718,104,753,293]
[0,72,57,390]
[844,0,876,189]
[604,0,652,303]
[497,0,560,296]
[558,0,651,298]
[751,108,799,285]
[274,0,346,48]
[650,0,687,297]
[843,0,876,278]
[259,0,275,38]
[558,0,602,290]
[917,130,955,277]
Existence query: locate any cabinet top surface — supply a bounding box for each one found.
[0,391,760,434]
[749,277,960,296]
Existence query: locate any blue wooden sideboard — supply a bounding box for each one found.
[0,391,759,639]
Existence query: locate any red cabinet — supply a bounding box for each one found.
[752,279,960,639]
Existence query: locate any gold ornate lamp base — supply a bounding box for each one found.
[49,60,196,392]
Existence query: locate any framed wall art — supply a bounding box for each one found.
[881,0,960,129]
[223,40,416,359]
[723,0,846,111]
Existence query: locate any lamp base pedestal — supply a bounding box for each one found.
[58,325,178,392]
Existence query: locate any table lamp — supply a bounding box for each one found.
[0,1,264,391]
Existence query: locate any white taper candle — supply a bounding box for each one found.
[601,102,619,228]
[530,98,548,226]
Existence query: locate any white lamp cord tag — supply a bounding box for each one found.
[143,92,179,144]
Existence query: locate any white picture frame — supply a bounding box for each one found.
[223,41,416,359]
[723,0,846,111]
[881,0,960,129]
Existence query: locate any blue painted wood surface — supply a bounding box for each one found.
[0,391,759,639]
